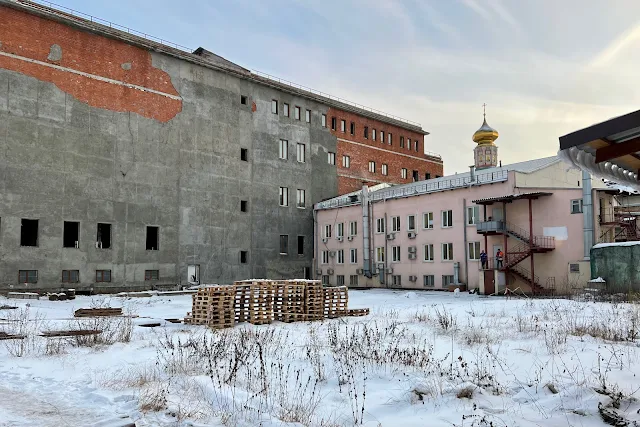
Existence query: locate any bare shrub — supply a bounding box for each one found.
[99,364,162,390]
[1,306,47,357]
[67,314,133,347]
[434,306,457,332]
[456,385,475,399]
[139,382,168,413]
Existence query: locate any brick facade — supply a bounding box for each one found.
[327,107,443,195]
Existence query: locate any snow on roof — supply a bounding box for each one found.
[603,180,640,195]
[592,241,640,249]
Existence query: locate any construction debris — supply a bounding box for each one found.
[40,329,102,338]
[74,308,123,318]
[0,332,26,340]
[7,292,39,300]
[0,305,18,310]
[184,280,368,330]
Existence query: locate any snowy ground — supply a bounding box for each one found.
[1,290,640,427]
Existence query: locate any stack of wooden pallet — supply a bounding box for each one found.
[187,286,235,329]
[273,281,306,323]
[304,281,324,321]
[323,286,349,318]
[233,280,275,325]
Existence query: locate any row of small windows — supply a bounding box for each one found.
[321,273,454,288]
[322,207,481,241]
[271,100,312,123]
[279,187,306,208]
[16,269,158,284]
[330,118,421,153]
[320,242,482,263]
[365,161,431,181]
[278,139,336,165]
[279,235,306,256]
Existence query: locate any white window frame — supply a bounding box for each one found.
[571,199,583,214]
[391,216,400,232]
[337,275,345,286]
[342,155,351,168]
[349,275,358,286]
[380,131,384,143]
[321,114,327,127]
[349,221,357,236]
[336,223,344,238]
[296,143,306,163]
[441,243,454,261]
[297,189,306,209]
[376,218,385,234]
[279,139,288,160]
[423,275,434,288]
[322,275,330,285]
[340,120,346,132]
[407,138,411,151]
[441,210,453,228]
[305,109,311,123]
[382,164,388,176]
[442,275,454,287]
[392,275,401,287]
[391,246,401,262]
[372,129,376,141]
[468,241,481,261]
[376,247,385,263]
[423,212,434,229]
[388,133,392,145]
[294,106,301,120]
[467,206,479,225]
[323,224,332,239]
[401,168,407,179]
[283,103,290,117]
[279,187,289,206]
[271,100,278,114]
[423,244,434,262]
[350,248,358,264]
[407,215,416,231]
[321,250,329,264]
[337,249,344,264]
[328,152,336,165]
[369,161,376,173]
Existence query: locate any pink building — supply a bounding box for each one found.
[313,117,617,295]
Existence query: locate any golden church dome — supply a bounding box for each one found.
[472,117,499,145]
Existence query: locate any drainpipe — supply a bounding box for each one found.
[361,185,372,278]
[313,208,319,279]
[583,170,593,260]
[383,210,389,287]
[463,198,469,286]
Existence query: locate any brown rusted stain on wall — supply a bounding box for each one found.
[0,6,182,122]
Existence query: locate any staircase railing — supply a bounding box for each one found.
[510,264,540,286]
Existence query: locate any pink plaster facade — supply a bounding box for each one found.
[315,171,593,293]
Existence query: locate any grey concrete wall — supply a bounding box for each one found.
[0,52,338,292]
[590,244,640,293]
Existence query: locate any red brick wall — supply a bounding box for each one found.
[0,6,182,122]
[327,107,444,195]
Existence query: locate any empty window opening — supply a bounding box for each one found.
[241,200,248,212]
[146,226,159,250]
[240,251,248,264]
[364,126,369,139]
[350,122,355,135]
[19,270,38,283]
[280,235,289,255]
[20,219,38,247]
[96,270,111,282]
[145,270,159,281]
[400,136,405,148]
[241,95,247,105]
[241,148,249,161]
[298,236,305,255]
[62,270,79,283]
[412,170,419,182]
[63,221,80,248]
[331,117,337,130]
[96,223,111,249]
[425,173,431,180]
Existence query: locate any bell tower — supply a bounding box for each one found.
[473,104,499,170]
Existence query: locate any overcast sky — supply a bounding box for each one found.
[55,0,640,174]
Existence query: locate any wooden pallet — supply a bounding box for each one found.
[323,286,349,318]
[0,332,26,340]
[273,282,306,323]
[40,329,102,337]
[74,308,122,317]
[233,281,275,325]
[303,281,324,321]
[347,308,370,317]
[189,286,236,328]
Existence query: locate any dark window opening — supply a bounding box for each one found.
[20,219,38,247]
[400,136,404,148]
[63,221,80,248]
[96,270,111,282]
[425,173,431,180]
[62,270,79,283]
[303,267,311,280]
[364,126,369,139]
[280,235,288,255]
[298,235,305,255]
[435,175,441,178]
[412,170,419,182]
[240,148,248,161]
[145,270,159,281]
[146,226,159,250]
[19,270,37,283]
[240,251,248,264]
[350,122,355,135]
[331,117,336,130]
[241,95,247,105]
[97,223,111,249]
[241,200,248,212]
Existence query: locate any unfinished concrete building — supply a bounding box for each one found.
[0,0,442,292]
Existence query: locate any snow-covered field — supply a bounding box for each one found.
[1,290,640,427]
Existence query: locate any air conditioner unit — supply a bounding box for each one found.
[316,269,322,275]
[337,236,343,242]
[409,275,417,282]
[408,246,417,254]
[329,251,336,257]
[408,232,417,239]
[356,268,364,275]
[322,238,328,243]
[386,233,395,240]
[327,268,334,275]
[387,268,394,274]
[408,253,417,260]
[347,236,354,241]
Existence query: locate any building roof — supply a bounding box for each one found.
[2,0,432,136]
[472,192,553,205]
[315,156,562,210]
